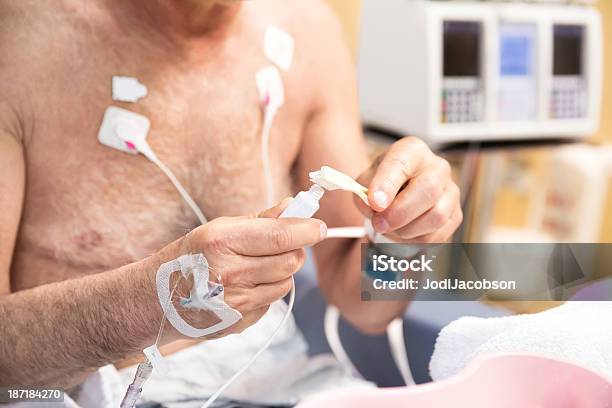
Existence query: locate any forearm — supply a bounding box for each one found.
[317,238,409,335]
[0,246,177,388]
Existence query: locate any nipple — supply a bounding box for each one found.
[309,166,369,206]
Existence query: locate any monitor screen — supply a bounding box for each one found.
[500,23,536,77]
[553,25,584,76]
[443,21,481,77]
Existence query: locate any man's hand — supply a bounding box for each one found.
[356,137,462,243]
[173,199,327,339]
[0,198,326,387]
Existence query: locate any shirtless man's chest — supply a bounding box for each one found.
[8,0,313,291]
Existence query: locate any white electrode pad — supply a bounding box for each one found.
[155,253,242,338]
[98,106,150,154]
[256,65,285,109]
[112,76,148,103]
[264,25,294,71]
[309,166,370,205]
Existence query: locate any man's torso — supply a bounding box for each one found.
[4,0,317,291]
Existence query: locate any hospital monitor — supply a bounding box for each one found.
[358,0,602,146]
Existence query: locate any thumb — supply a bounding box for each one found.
[257,197,294,219]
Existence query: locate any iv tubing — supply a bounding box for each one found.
[120,275,183,408]
[201,277,295,408]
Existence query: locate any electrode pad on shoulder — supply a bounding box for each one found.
[155,253,242,338]
[264,25,294,71]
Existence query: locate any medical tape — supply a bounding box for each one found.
[155,253,242,338]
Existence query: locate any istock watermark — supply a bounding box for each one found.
[361,243,612,301]
[372,254,434,273]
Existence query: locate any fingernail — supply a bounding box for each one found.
[319,222,328,240]
[372,216,389,234]
[373,189,389,209]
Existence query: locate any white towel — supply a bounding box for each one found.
[429,301,612,381]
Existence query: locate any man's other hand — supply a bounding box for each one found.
[355,137,462,243]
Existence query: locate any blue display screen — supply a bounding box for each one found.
[500,24,536,76]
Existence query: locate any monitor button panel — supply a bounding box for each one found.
[442,78,483,123]
[551,76,586,119]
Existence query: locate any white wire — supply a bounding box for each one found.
[323,305,359,376]
[325,227,367,239]
[148,155,207,224]
[114,123,206,224]
[261,108,277,208]
[201,277,295,408]
[387,317,415,386]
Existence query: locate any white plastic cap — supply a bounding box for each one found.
[309,166,369,205]
[309,184,325,200]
